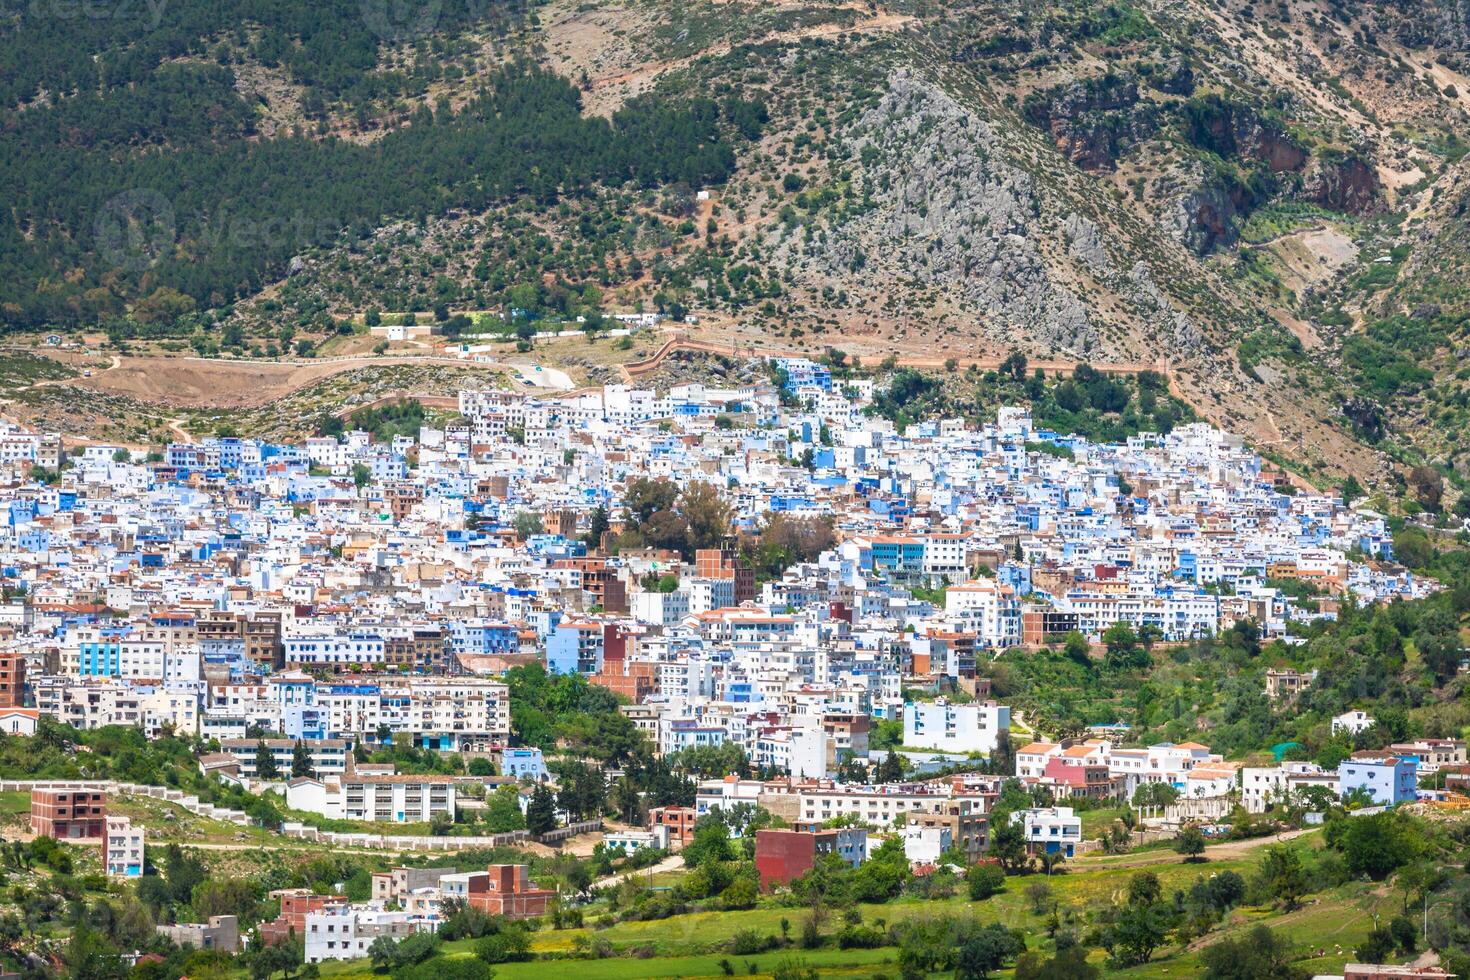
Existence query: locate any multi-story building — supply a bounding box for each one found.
[218,738,351,779]
[648,805,698,847]
[371,867,458,905]
[0,652,26,708]
[105,815,145,877]
[1012,806,1082,858]
[442,865,553,920]
[286,774,456,823]
[902,699,1010,755]
[1339,754,1418,806]
[259,891,346,946]
[304,905,434,963]
[31,788,105,841]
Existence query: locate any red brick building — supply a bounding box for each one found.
[648,805,698,847]
[552,558,628,613]
[30,789,105,841]
[590,659,657,703]
[258,890,347,946]
[464,865,554,920]
[696,549,755,605]
[754,828,866,890]
[0,652,25,708]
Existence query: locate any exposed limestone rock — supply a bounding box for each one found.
[767,70,1099,352]
[1063,212,1112,276]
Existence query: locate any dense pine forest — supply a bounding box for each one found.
[0,1,766,331]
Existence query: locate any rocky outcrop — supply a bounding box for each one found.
[769,70,1099,352]
[1062,212,1112,275]
[1126,261,1204,354]
[1388,0,1470,50]
[1300,151,1383,215]
[1181,95,1307,173]
[1024,73,1157,171]
[1143,54,1195,96]
[1158,159,1258,255]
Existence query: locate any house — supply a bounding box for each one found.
[1264,668,1315,701]
[371,867,457,905]
[31,788,105,841]
[0,709,38,736]
[648,805,698,847]
[902,699,1009,755]
[1386,739,1467,775]
[304,905,435,963]
[754,827,867,889]
[458,865,554,920]
[1332,710,1376,736]
[497,747,548,781]
[1037,758,1119,802]
[1339,754,1417,806]
[1011,806,1082,858]
[603,826,670,854]
[900,825,952,865]
[156,915,240,953]
[1241,762,1328,813]
[1015,741,1063,780]
[104,816,144,877]
[1183,762,1240,799]
[259,890,347,946]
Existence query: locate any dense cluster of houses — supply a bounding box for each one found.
[0,366,1446,962]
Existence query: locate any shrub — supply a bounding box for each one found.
[968,864,1006,900]
[728,929,774,956]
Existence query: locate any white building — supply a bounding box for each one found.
[286,775,456,823]
[304,905,435,963]
[899,824,952,865]
[105,816,144,878]
[1241,762,1327,813]
[902,700,1010,755]
[1332,710,1376,736]
[1012,806,1082,858]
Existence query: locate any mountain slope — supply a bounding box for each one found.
[6,0,1470,497]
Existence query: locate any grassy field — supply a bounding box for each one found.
[287,830,1394,980]
[0,789,32,815]
[319,946,897,979]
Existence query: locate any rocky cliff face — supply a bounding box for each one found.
[1301,153,1384,215]
[1025,73,1158,171]
[763,64,1215,360]
[1156,160,1257,255]
[768,70,1099,352]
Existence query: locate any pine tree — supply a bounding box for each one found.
[291,739,316,778]
[526,783,557,836]
[255,739,280,780]
[584,505,610,552]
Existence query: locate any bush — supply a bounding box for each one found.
[474,924,530,963]
[835,925,886,949]
[728,929,774,956]
[968,864,1007,900]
